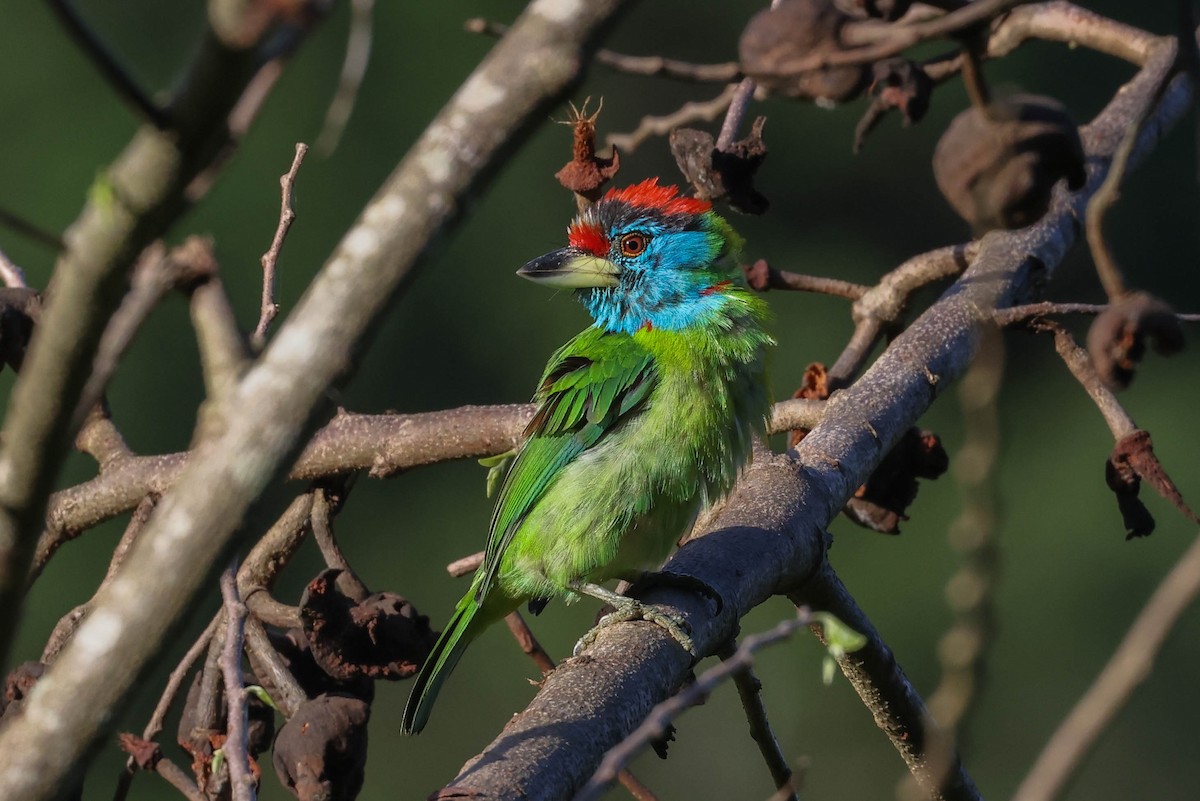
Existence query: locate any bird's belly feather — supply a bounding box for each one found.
[494,361,764,600]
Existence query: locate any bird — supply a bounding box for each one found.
[402,178,773,734]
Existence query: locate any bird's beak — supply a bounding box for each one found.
[516,248,620,289]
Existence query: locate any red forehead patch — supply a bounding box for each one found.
[603,178,712,216]
[567,222,608,256]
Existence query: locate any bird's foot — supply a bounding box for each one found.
[569,582,696,657]
[623,570,724,616]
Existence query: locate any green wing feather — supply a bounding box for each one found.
[474,330,658,601]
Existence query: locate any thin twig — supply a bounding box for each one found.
[717,640,796,801]
[744,260,869,299]
[1042,322,1137,439]
[715,0,784,151]
[1012,531,1200,801]
[254,143,308,349]
[153,757,208,801]
[243,617,305,718]
[959,31,993,114]
[41,495,157,664]
[829,243,975,387]
[995,301,1200,326]
[465,18,739,83]
[310,485,370,601]
[47,0,169,128]
[72,241,205,433]
[316,0,374,154]
[1085,41,1183,300]
[218,563,255,801]
[0,206,65,251]
[504,612,556,676]
[114,615,220,801]
[606,84,738,155]
[575,611,814,801]
[793,566,979,801]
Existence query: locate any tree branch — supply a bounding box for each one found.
[434,31,1192,799]
[0,2,635,798]
[0,0,327,673]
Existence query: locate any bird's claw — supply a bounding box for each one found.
[626,570,724,616]
[573,598,696,657]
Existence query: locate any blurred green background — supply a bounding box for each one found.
[2,1,1198,799]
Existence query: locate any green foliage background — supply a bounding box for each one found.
[1,1,1198,799]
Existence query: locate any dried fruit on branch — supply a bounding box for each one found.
[1106,429,1198,539]
[854,58,932,152]
[555,100,619,202]
[845,428,949,534]
[933,94,1085,232]
[301,569,436,681]
[0,287,41,372]
[669,117,769,215]
[1086,291,1184,390]
[740,0,868,105]
[273,694,369,801]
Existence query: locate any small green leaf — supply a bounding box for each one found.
[211,748,225,776]
[246,684,279,711]
[811,611,866,685]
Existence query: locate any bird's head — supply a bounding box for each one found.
[517,179,745,334]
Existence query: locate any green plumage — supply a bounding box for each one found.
[403,183,773,734]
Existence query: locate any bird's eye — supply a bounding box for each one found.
[618,233,650,258]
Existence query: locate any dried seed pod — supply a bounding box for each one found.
[273,694,369,801]
[1086,291,1184,390]
[176,669,276,763]
[1106,429,1197,539]
[0,287,41,372]
[845,428,949,534]
[300,569,436,682]
[739,0,868,104]
[933,94,1085,232]
[669,117,769,215]
[854,58,932,152]
[260,628,375,703]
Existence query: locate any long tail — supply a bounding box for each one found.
[402,594,485,734]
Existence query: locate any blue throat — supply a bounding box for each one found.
[579,274,730,334]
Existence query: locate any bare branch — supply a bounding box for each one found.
[465,18,739,83]
[0,3,638,797]
[1012,532,1200,801]
[254,144,309,349]
[0,0,328,674]
[718,640,796,801]
[794,568,979,801]
[1044,323,1137,439]
[218,564,255,801]
[606,84,738,155]
[47,0,169,128]
[743,259,869,299]
[576,612,814,801]
[315,0,374,155]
